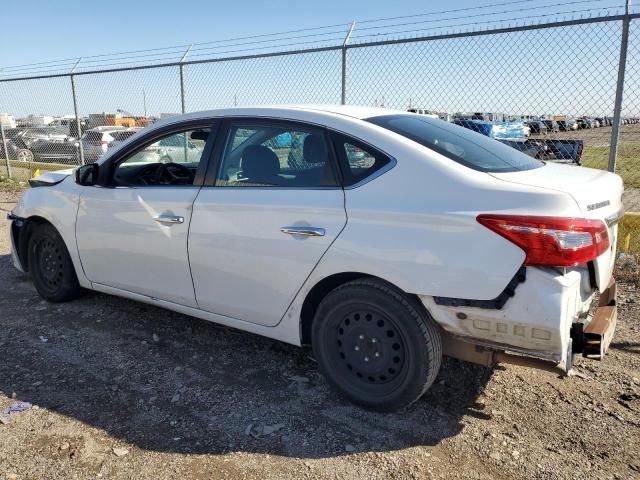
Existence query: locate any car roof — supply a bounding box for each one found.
[151,105,407,129]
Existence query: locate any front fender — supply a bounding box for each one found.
[11,178,90,288]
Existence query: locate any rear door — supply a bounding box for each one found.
[189,118,347,326]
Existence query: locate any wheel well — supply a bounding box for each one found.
[300,273,433,346]
[300,272,368,345]
[16,216,53,272]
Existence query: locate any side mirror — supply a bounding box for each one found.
[75,163,99,186]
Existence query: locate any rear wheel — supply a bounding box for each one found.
[312,278,442,411]
[28,224,81,302]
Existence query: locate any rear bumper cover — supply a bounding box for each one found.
[421,266,596,365]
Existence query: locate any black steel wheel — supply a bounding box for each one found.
[28,223,81,302]
[312,278,442,411]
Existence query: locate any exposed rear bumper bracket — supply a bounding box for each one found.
[434,266,526,310]
[582,277,617,360]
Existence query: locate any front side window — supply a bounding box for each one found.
[216,123,337,187]
[367,114,543,172]
[113,128,210,187]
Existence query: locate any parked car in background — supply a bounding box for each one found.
[4,127,75,162]
[455,118,584,164]
[9,106,623,411]
[29,139,80,164]
[525,120,548,135]
[82,126,128,162]
[557,119,577,131]
[108,128,142,150]
[19,127,69,147]
[0,135,20,160]
[542,119,559,133]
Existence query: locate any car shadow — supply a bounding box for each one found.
[611,341,640,355]
[0,253,493,458]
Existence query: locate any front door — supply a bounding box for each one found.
[76,125,214,307]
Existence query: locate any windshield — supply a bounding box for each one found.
[366,114,544,172]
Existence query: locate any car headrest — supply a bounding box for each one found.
[302,134,328,165]
[190,130,209,142]
[241,145,280,182]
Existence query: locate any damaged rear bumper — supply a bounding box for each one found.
[422,268,617,373]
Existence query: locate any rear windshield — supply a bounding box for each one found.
[366,114,544,172]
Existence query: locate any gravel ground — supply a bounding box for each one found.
[1,188,639,480]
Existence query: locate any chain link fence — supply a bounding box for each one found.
[0,10,639,256]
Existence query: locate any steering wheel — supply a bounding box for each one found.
[153,162,194,185]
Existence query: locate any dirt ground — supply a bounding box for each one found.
[1,187,639,480]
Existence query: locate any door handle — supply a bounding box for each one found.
[281,226,325,237]
[154,214,185,225]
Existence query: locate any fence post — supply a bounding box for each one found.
[341,21,356,105]
[0,120,12,177]
[70,75,85,165]
[608,0,631,173]
[70,58,85,165]
[179,45,193,114]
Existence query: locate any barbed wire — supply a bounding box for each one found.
[351,5,625,42]
[0,0,629,79]
[352,0,622,35]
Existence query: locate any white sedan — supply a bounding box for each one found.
[8,106,623,411]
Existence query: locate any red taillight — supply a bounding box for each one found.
[477,215,609,267]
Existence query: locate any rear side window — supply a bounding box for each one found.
[331,133,391,186]
[367,114,543,172]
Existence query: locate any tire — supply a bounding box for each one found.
[312,278,442,411]
[16,148,34,162]
[28,223,81,302]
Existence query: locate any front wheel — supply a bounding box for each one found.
[312,278,442,411]
[28,224,82,302]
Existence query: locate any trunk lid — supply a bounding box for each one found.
[491,162,624,291]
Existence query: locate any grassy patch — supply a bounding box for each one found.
[0,175,28,190]
[582,144,640,189]
[615,255,640,286]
